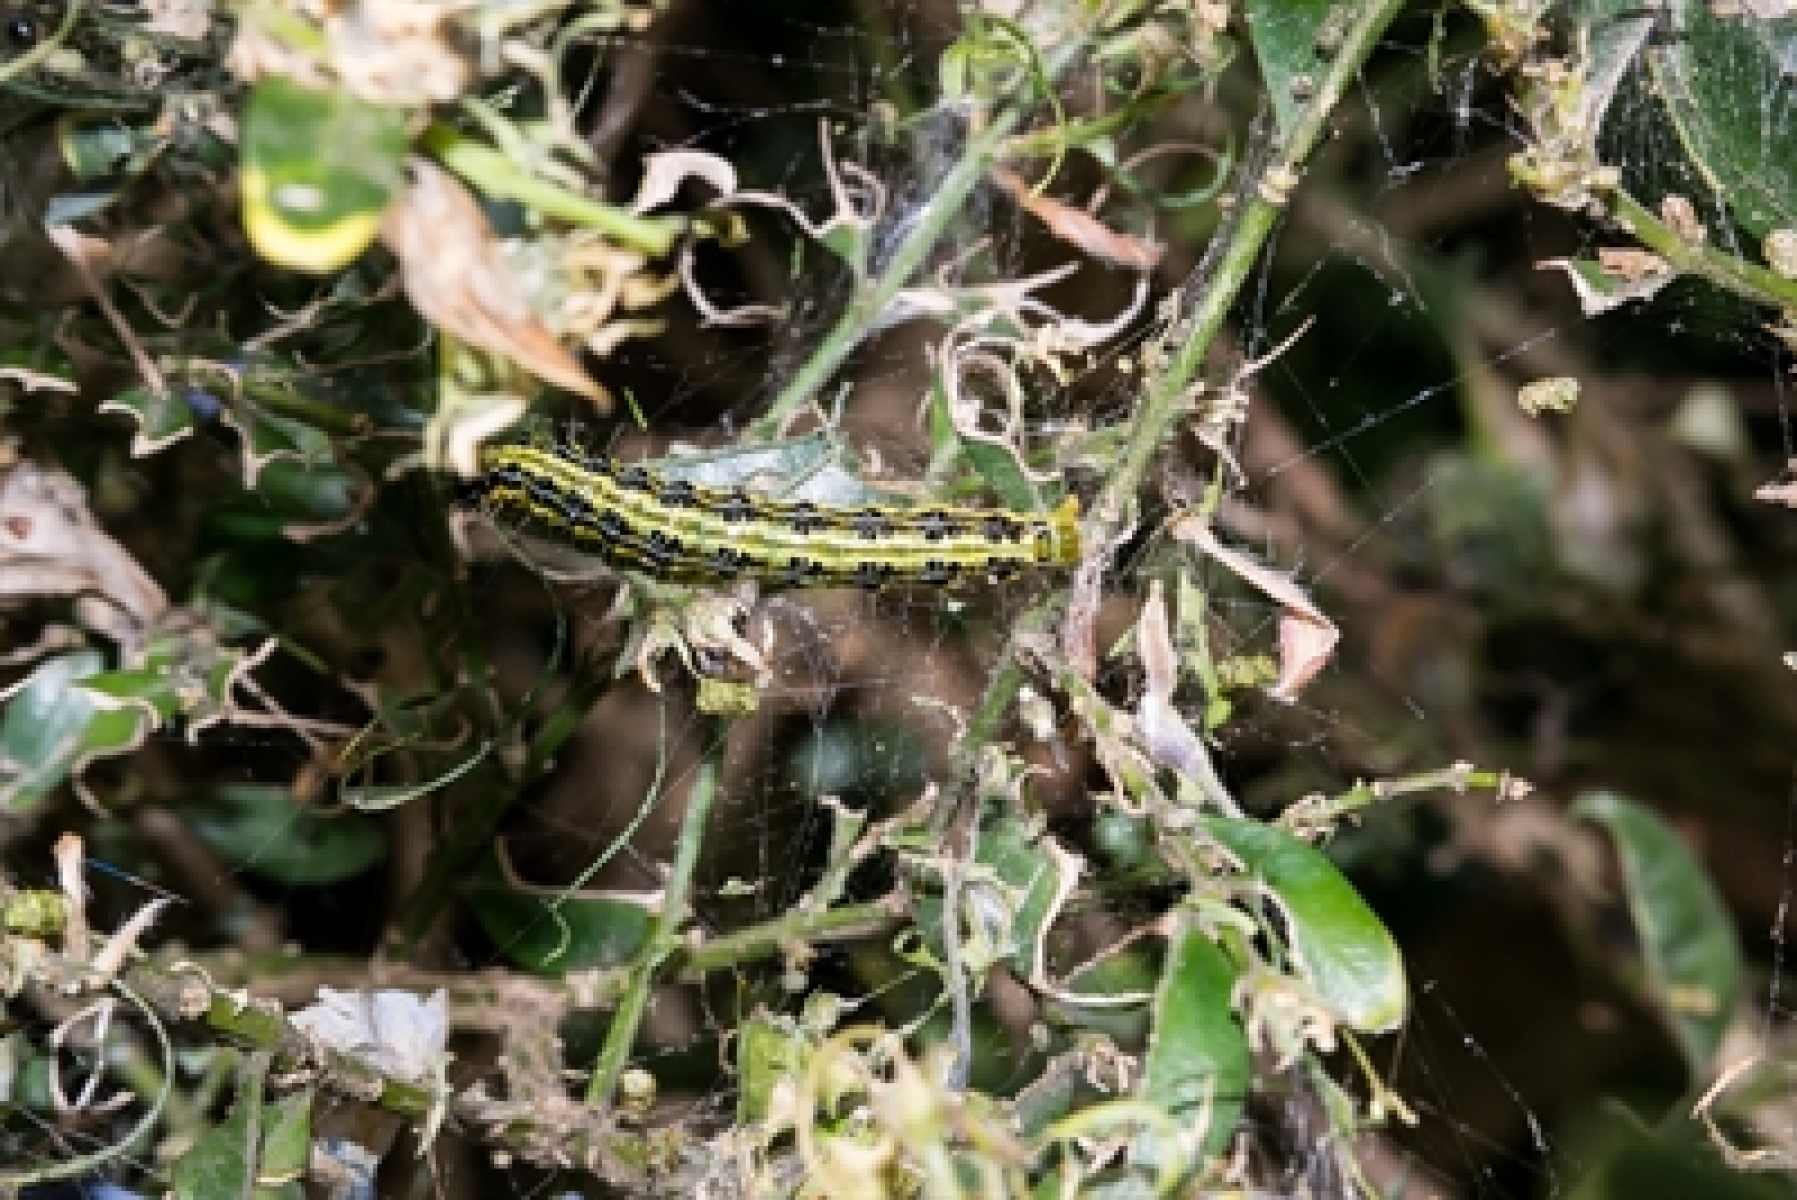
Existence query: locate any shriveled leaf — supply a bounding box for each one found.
[1540,254,1676,316]
[915,813,1080,983]
[380,158,606,404]
[292,989,447,1085]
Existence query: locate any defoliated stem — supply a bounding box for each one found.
[586,738,723,1108]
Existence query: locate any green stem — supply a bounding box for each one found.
[958,0,1413,774]
[1611,190,1797,310]
[1097,0,1407,525]
[586,734,724,1107]
[420,125,687,255]
[753,24,1094,433]
[751,109,1023,435]
[678,901,898,975]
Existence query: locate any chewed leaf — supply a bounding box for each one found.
[0,650,153,814]
[1201,816,1407,1033]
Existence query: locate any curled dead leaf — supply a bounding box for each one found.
[990,167,1162,270]
[1166,513,1338,703]
[0,462,167,648]
[381,158,607,407]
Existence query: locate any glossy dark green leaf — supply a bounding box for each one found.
[1574,791,1742,1074]
[205,456,361,542]
[190,785,386,887]
[1645,3,1797,241]
[1201,816,1407,1033]
[464,850,658,974]
[0,651,156,814]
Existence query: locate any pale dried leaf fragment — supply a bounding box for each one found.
[1763,228,1797,278]
[989,166,1163,270]
[1660,195,1707,245]
[1167,514,1338,702]
[1541,251,1676,315]
[0,367,76,395]
[1135,581,1235,812]
[1693,1054,1797,1170]
[1754,461,1797,507]
[631,149,739,213]
[430,394,531,480]
[0,462,167,648]
[293,988,450,1087]
[1518,376,1580,416]
[381,159,606,406]
[633,592,771,694]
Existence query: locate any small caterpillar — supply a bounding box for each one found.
[463,437,1081,589]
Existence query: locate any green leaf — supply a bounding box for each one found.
[190,785,386,887]
[101,382,203,456]
[926,379,1048,513]
[737,1009,810,1123]
[0,651,156,814]
[56,114,161,184]
[256,1088,313,1192]
[1574,791,1742,1074]
[1244,0,1335,139]
[1046,941,1157,1045]
[1140,918,1249,1160]
[240,78,411,273]
[464,851,658,973]
[1644,3,1797,242]
[914,813,1078,980]
[1201,816,1408,1033]
[170,1054,266,1200]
